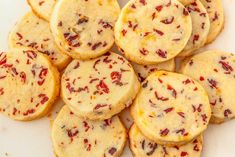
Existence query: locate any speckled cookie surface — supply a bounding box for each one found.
[131,71,211,145]
[0,47,59,121]
[132,59,175,82]
[52,106,127,157]
[180,50,235,123]
[179,0,210,57]
[9,12,70,70]
[129,124,203,157]
[50,0,120,60]
[27,0,56,21]
[200,0,224,44]
[115,0,192,64]
[61,52,140,120]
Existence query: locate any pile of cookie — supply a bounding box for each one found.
[1,0,233,156]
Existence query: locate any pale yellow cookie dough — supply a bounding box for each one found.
[50,0,120,60]
[61,52,140,120]
[180,50,235,124]
[0,47,60,121]
[115,0,192,64]
[129,124,203,157]
[9,12,71,70]
[131,71,211,145]
[52,106,127,157]
[27,0,56,21]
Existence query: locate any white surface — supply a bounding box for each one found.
[0,0,235,157]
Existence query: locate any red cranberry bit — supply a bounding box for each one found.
[183,8,189,16]
[38,94,49,104]
[16,32,23,40]
[83,121,90,132]
[212,11,219,21]
[0,88,4,96]
[73,62,80,69]
[67,128,79,142]
[161,16,174,24]
[139,48,149,55]
[25,50,37,59]
[201,114,208,123]
[155,91,169,101]
[92,42,102,50]
[108,147,117,155]
[152,12,156,20]
[199,76,204,81]
[96,80,109,94]
[93,59,100,71]
[194,144,200,151]
[160,128,169,136]
[193,34,199,44]
[121,29,127,36]
[156,49,167,58]
[12,107,17,115]
[177,112,185,118]
[23,108,35,116]
[182,79,191,84]
[181,151,189,156]
[111,71,122,84]
[164,107,174,113]
[104,119,112,126]
[94,104,108,110]
[39,68,48,79]
[167,84,177,98]
[153,29,164,36]
[155,5,163,12]
[224,109,232,117]
[207,79,217,89]
[219,61,233,73]
[139,0,146,5]
[20,72,26,83]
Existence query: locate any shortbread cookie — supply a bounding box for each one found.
[200,0,224,44]
[131,71,211,145]
[129,124,203,157]
[50,0,120,60]
[27,0,56,21]
[179,0,210,57]
[132,59,175,82]
[180,50,235,123]
[52,106,127,157]
[114,0,192,64]
[0,47,60,121]
[9,12,70,70]
[61,52,140,120]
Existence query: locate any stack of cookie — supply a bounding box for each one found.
[1,0,234,156]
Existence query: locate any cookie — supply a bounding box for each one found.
[131,71,211,145]
[114,0,192,64]
[180,50,235,123]
[61,52,140,120]
[0,47,60,121]
[52,105,127,157]
[132,59,175,82]
[178,0,210,57]
[50,0,120,60]
[200,0,224,44]
[27,0,56,21]
[9,12,71,70]
[129,124,203,157]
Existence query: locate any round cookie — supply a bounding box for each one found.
[180,50,235,124]
[0,47,60,121]
[9,12,71,70]
[131,71,211,145]
[50,0,120,60]
[27,0,56,21]
[114,0,192,64]
[61,52,140,120]
[132,59,175,82]
[178,0,210,57]
[52,105,127,157]
[200,0,224,44]
[129,124,203,157]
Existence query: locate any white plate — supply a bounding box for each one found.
[0,0,235,157]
